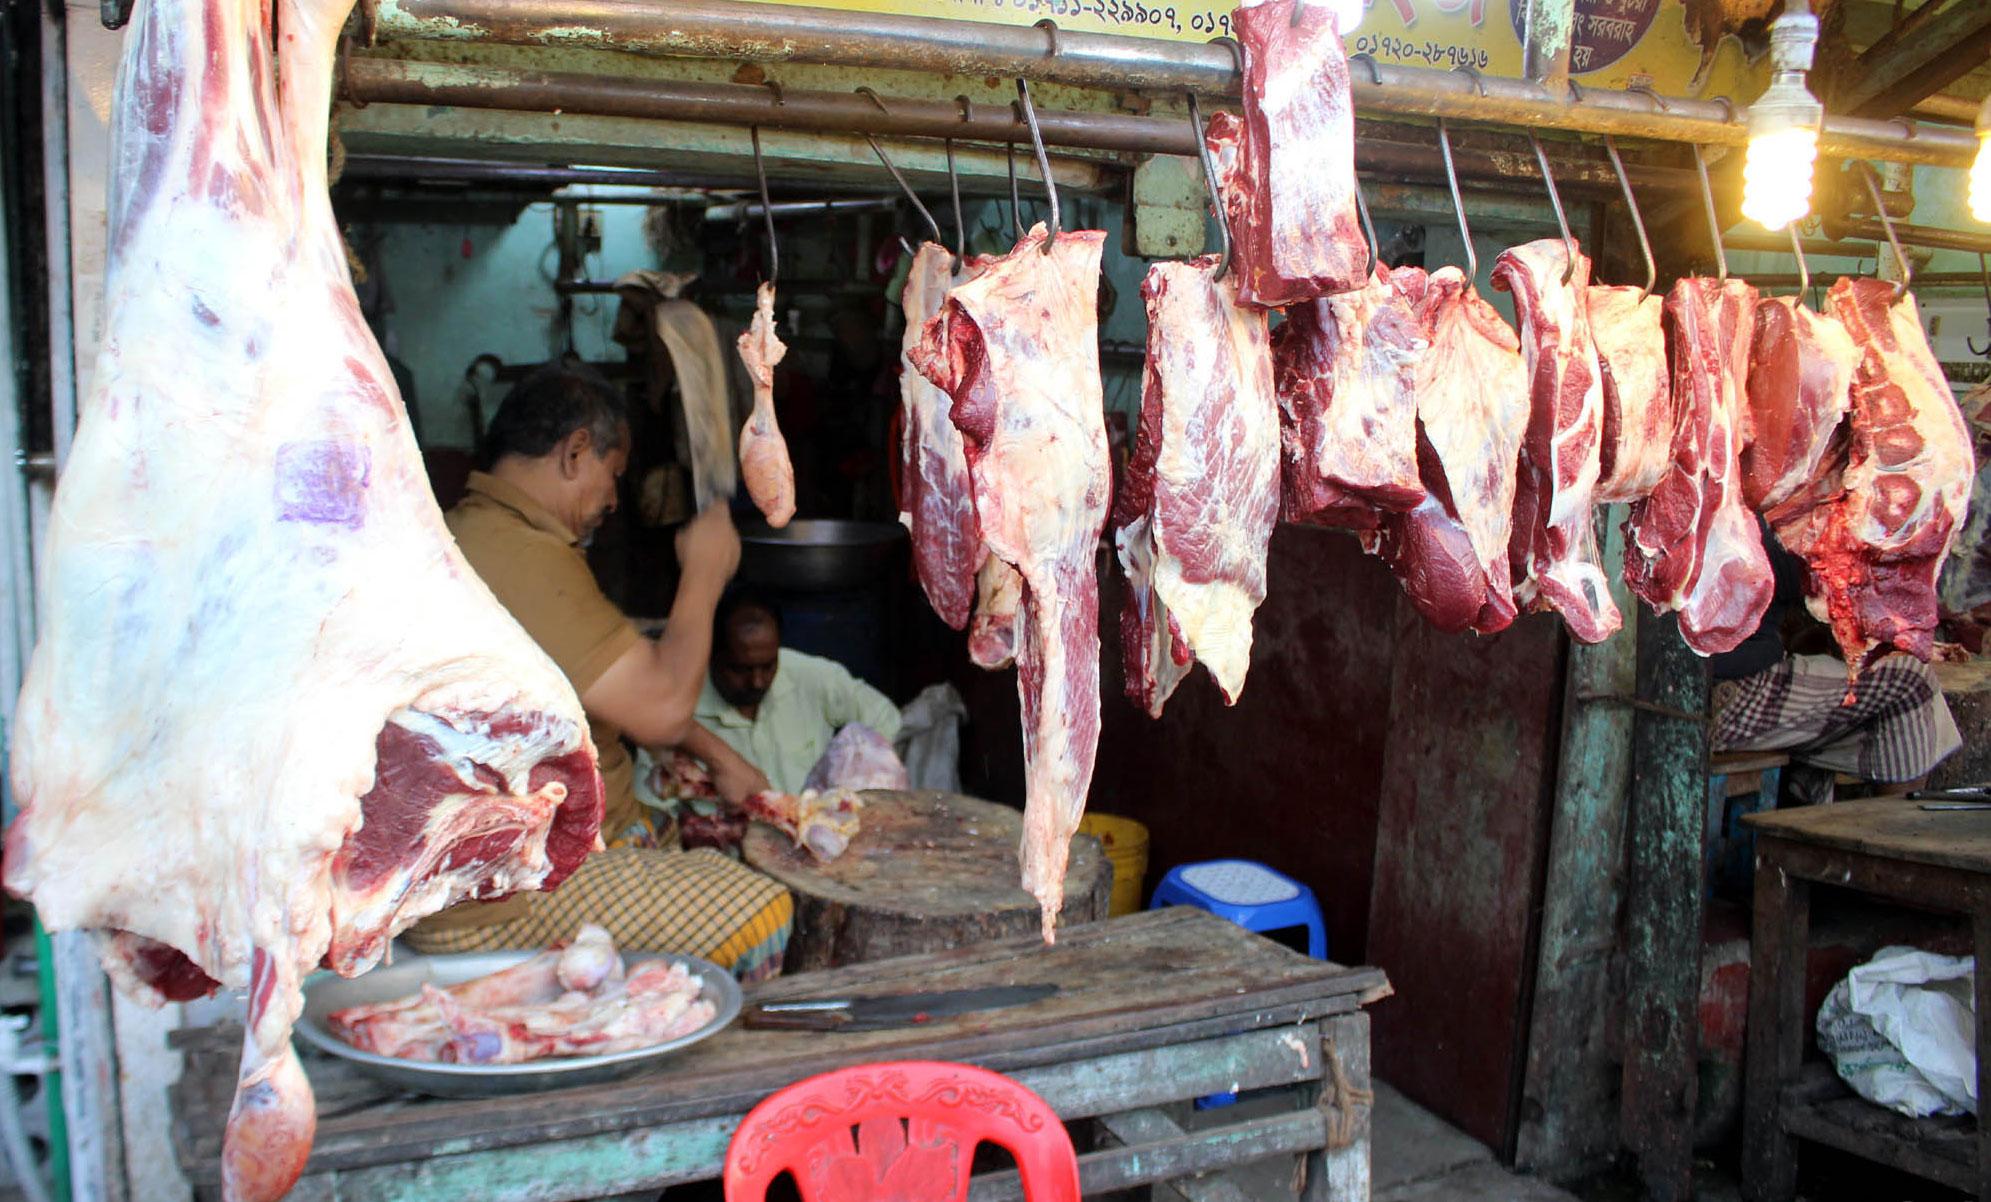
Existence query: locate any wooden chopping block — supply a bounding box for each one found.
[742,789,1112,971]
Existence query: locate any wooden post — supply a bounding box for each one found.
[1516,515,1637,1177]
[1303,1012,1371,1202]
[1740,845,1808,1202]
[1620,612,1710,1202]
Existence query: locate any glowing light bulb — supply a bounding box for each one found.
[1740,0,1822,230]
[1973,100,1991,224]
[1742,125,1820,230]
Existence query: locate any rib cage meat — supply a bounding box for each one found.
[1769,279,1975,679]
[1,1,605,1198]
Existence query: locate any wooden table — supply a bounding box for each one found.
[742,790,1112,970]
[1742,800,1991,1200]
[172,908,1390,1201]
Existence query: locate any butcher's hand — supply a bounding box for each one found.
[712,757,772,808]
[676,504,741,589]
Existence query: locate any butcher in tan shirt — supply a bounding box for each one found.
[405,363,792,981]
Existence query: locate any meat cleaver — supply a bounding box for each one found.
[742,983,1057,1031]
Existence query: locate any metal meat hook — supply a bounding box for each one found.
[947,96,971,273]
[1437,119,1476,284]
[854,88,946,251]
[1858,161,1912,302]
[1691,144,1728,283]
[1603,135,1655,299]
[749,125,778,287]
[1790,223,1810,300]
[1015,77,1061,251]
[1970,254,1991,359]
[1354,177,1379,279]
[1528,133,1578,285]
[1186,92,1233,280]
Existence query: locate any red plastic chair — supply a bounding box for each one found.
[723,1060,1081,1202]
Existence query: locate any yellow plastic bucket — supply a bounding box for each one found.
[1078,813,1150,918]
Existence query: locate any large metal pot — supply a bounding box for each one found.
[738,520,908,592]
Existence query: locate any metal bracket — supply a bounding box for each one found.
[100,0,136,29]
[16,451,54,481]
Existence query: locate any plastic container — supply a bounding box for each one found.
[1077,813,1149,918]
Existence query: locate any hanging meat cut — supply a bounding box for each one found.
[910,225,1110,940]
[1492,240,1622,643]
[899,243,982,629]
[1624,277,1773,654]
[1274,267,1429,528]
[1114,257,1280,716]
[2,1,604,1198]
[739,282,796,527]
[897,242,1023,669]
[1740,296,1858,512]
[1226,0,1368,307]
[1589,286,1675,503]
[1370,266,1530,634]
[1767,278,1974,678]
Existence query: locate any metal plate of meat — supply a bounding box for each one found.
[290,949,742,1099]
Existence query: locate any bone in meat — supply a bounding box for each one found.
[910,225,1110,941]
[738,282,795,527]
[2,2,605,1197]
[1768,278,1975,681]
[1492,239,1622,644]
[1624,277,1774,654]
[1115,257,1280,716]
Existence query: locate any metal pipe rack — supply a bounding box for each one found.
[369,0,1980,168]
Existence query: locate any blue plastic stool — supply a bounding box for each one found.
[1150,860,1328,1108]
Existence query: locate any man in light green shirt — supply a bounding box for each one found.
[695,590,903,793]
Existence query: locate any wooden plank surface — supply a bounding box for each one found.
[1743,800,1991,875]
[174,909,1387,1184]
[1776,1066,1976,1194]
[741,790,1110,969]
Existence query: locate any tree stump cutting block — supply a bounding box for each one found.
[742,790,1112,971]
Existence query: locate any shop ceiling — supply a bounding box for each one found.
[310,0,1991,246]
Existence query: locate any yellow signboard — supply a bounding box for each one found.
[743,0,1761,98]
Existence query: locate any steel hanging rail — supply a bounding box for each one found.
[369,0,1980,168]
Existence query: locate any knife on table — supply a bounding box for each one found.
[742,984,1058,1031]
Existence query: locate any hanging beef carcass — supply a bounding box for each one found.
[1114,257,1280,716]
[739,282,796,527]
[897,243,1023,668]
[1274,266,1430,528]
[1492,240,1623,643]
[1624,277,1774,654]
[1766,278,1974,680]
[910,225,1111,940]
[2,0,605,1197]
[1369,266,1531,634]
[1225,0,1368,306]
[1741,296,1859,512]
[1589,285,1676,503]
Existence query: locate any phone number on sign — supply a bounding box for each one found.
[1351,33,1491,70]
[947,0,1236,36]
